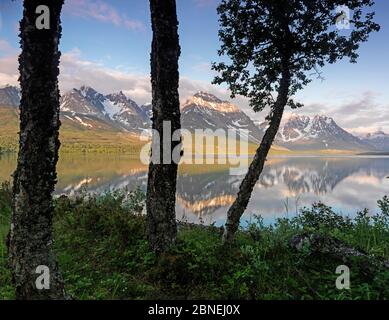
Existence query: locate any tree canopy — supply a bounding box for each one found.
[213,0,380,113]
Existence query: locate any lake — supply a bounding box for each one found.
[1,153,389,225]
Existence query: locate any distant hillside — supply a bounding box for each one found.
[0,105,19,153]
[360,131,389,151]
[0,104,143,154]
[0,85,20,106]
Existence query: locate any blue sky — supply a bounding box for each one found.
[0,0,388,133]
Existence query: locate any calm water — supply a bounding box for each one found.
[1,153,389,225]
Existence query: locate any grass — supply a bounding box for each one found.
[0,107,19,153]
[0,182,13,299]
[1,183,389,300]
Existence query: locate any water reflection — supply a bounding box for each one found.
[1,154,389,225]
[260,157,388,195]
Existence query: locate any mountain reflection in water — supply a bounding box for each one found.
[1,154,389,225]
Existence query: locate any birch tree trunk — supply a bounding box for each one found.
[223,65,291,243]
[8,0,67,299]
[147,0,181,253]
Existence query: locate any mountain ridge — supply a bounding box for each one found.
[181,91,264,144]
[274,113,376,151]
[360,130,389,151]
[1,85,387,152]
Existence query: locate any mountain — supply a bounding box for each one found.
[105,92,149,131]
[60,87,105,116]
[0,86,143,152]
[361,131,389,151]
[140,103,152,121]
[0,85,20,107]
[273,113,374,151]
[181,92,264,144]
[0,86,21,151]
[0,104,142,153]
[0,85,384,153]
[1,86,265,144]
[60,86,150,133]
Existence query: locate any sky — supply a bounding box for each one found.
[0,0,388,134]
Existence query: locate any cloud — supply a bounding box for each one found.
[295,91,389,134]
[1,49,387,134]
[326,92,389,133]
[58,48,150,103]
[0,54,19,86]
[123,18,144,31]
[58,49,253,111]
[0,47,254,114]
[63,0,144,31]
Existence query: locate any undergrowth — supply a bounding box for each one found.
[1,183,388,300]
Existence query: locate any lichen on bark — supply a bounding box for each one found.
[146,0,182,254]
[8,0,67,300]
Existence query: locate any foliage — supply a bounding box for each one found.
[0,182,13,299]
[212,0,380,112]
[1,183,389,300]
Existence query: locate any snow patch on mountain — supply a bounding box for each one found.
[275,113,373,151]
[183,91,239,113]
[75,116,93,128]
[60,86,150,133]
[102,99,123,119]
[182,92,264,143]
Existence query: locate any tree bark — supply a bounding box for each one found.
[8,0,66,299]
[147,0,181,253]
[223,65,291,243]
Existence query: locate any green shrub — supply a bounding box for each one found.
[0,182,13,299]
[1,182,389,300]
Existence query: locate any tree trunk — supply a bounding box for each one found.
[147,0,181,253]
[223,66,291,243]
[8,0,66,299]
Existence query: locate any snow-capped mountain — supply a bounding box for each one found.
[60,86,150,133]
[60,87,105,116]
[1,85,387,152]
[361,131,389,151]
[104,92,150,131]
[0,85,20,107]
[274,113,374,151]
[181,92,264,143]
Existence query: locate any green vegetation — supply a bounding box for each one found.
[0,182,13,299]
[1,182,389,300]
[0,106,19,153]
[59,116,144,154]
